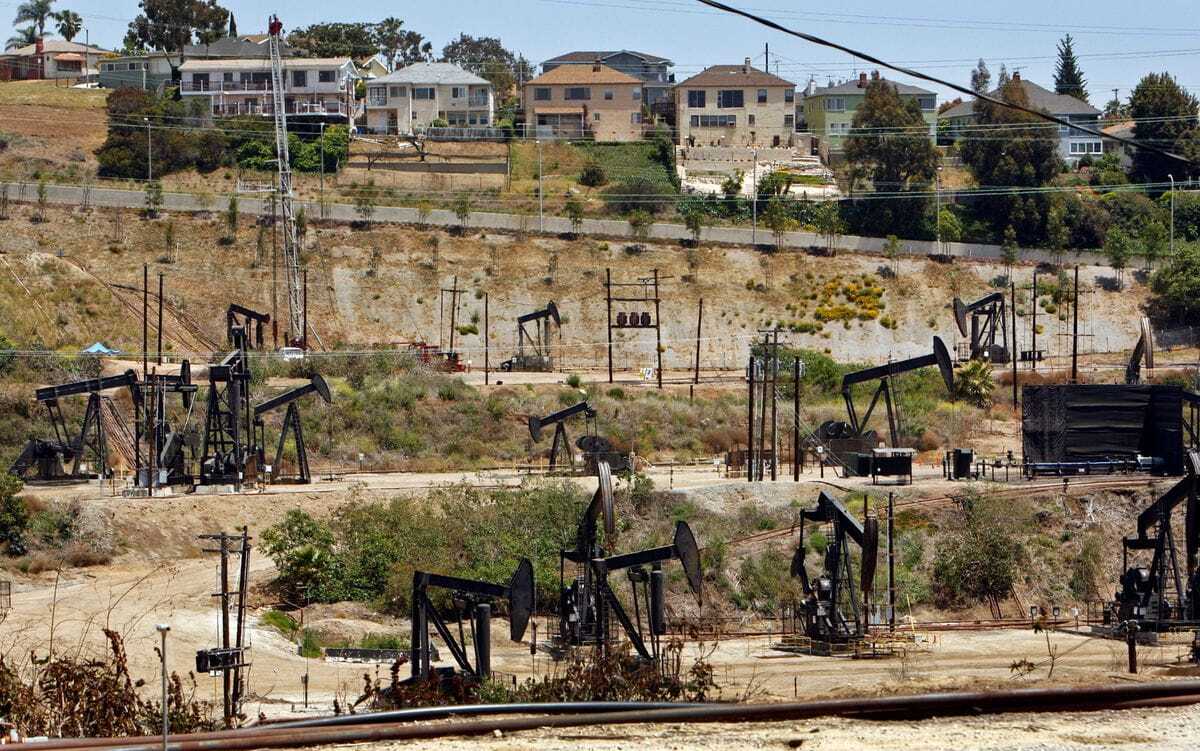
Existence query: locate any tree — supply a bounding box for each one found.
[1045,203,1069,267]
[125,0,229,54]
[1139,220,1168,271]
[579,161,607,188]
[960,77,1061,245]
[563,193,584,236]
[997,64,1010,88]
[226,11,235,36]
[683,207,708,246]
[373,17,431,71]
[287,22,377,59]
[955,359,995,408]
[260,509,338,602]
[1150,241,1200,324]
[453,192,472,232]
[882,234,901,277]
[970,59,991,94]
[143,179,163,218]
[763,197,794,249]
[13,0,54,39]
[1103,93,1129,122]
[0,474,28,556]
[1104,225,1134,289]
[628,210,652,244]
[53,9,81,42]
[440,34,520,94]
[843,74,939,239]
[814,201,844,255]
[222,193,237,244]
[6,25,35,49]
[1001,225,1019,279]
[1129,73,1199,185]
[353,182,377,225]
[1053,34,1088,101]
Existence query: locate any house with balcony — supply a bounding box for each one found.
[363,62,494,135]
[178,57,360,121]
[675,60,796,148]
[0,38,109,81]
[803,73,937,158]
[941,72,1101,164]
[542,50,673,107]
[523,63,645,141]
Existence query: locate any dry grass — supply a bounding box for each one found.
[0,80,107,110]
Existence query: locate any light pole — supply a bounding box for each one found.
[935,166,943,255]
[1168,174,1176,256]
[144,117,152,182]
[156,624,170,751]
[537,139,544,233]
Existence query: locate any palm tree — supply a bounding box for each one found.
[13,0,55,38]
[6,25,36,50]
[53,9,81,42]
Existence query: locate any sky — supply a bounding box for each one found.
[9,0,1200,105]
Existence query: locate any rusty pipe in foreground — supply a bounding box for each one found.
[38,681,1200,751]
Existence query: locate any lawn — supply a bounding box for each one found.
[0,79,107,110]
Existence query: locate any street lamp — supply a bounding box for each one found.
[155,624,171,751]
[935,166,943,255]
[751,148,759,245]
[144,117,152,182]
[1168,174,1176,256]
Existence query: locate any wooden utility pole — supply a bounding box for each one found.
[142,264,148,377]
[605,268,614,383]
[441,277,463,355]
[888,492,896,632]
[1011,281,1018,409]
[770,330,779,482]
[1071,266,1080,383]
[693,298,703,385]
[1031,270,1038,373]
[653,269,663,390]
[157,272,164,365]
[484,293,490,385]
[793,357,800,482]
[747,356,755,483]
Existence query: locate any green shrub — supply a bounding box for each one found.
[0,474,28,555]
[579,161,608,187]
[931,495,1024,608]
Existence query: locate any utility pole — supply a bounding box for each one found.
[1011,281,1018,409]
[887,492,896,632]
[537,139,544,233]
[935,167,942,254]
[653,269,663,390]
[1169,174,1176,256]
[792,357,801,482]
[770,330,779,481]
[1071,265,1080,384]
[605,268,614,383]
[751,148,759,245]
[142,264,148,377]
[442,277,462,355]
[693,298,703,385]
[157,272,164,365]
[1031,270,1038,373]
[144,117,152,181]
[747,356,755,483]
[484,293,489,385]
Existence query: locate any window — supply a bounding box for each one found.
[692,114,736,127]
[824,97,845,112]
[291,70,307,87]
[413,87,434,99]
[534,87,551,101]
[757,89,768,104]
[564,87,591,101]
[1069,140,1103,155]
[478,113,489,125]
[192,73,209,90]
[451,87,465,98]
[633,89,641,101]
[916,95,936,111]
[389,86,405,98]
[604,89,614,101]
[784,89,795,103]
[827,121,850,135]
[318,70,335,83]
[748,114,755,126]
[631,112,642,124]
[594,112,601,122]
[717,90,744,108]
[448,112,467,125]
[128,63,137,70]
[687,90,706,108]
[368,87,386,106]
[784,114,795,128]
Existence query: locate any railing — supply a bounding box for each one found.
[183,81,349,94]
[468,96,490,108]
[211,101,352,117]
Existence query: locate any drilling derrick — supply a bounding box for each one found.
[267,15,304,347]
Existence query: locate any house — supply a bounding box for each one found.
[1102,120,1135,169]
[675,60,796,148]
[542,50,673,106]
[178,57,360,121]
[0,38,109,81]
[523,63,645,141]
[355,56,389,80]
[803,73,937,156]
[99,52,178,91]
[364,62,495,135]
[941,72,1102,164]
[181,35,292,59]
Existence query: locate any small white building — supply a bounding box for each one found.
[178,57,360,121]
[0,38,109,81]
[365,62,494,135]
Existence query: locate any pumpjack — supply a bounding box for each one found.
[140,361,199,488]
[837,336,956,448]
[409,559,534,683]
[227,304,270,351]
[252,374,332,484]
[791,490,880,644]
[952,293,1009,364]
[558,460,616,646]
[529,400,596,473]
[199,326,253,488]
[1113,450,1200,629]
[1125,316,1156,385]
[9,369,141,483]
[584,521,703,661]
[501,301,561,372]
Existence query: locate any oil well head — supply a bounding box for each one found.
[508,557,535,641]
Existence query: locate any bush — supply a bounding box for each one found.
[602,175,676,215]
[0,474,28,555]
[931,495,1023,608]
[578,161,607,187]
[1150,241,1200,325]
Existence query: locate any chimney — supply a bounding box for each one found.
[593,58,602,73]
[1012,70,1021,82]
[858,72,867,88]
[743,57,751,74]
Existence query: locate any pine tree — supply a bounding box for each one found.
[1054,34,1088,102]
[970,59,991,93]
[228,13,237,37]
[997,64,1010,88]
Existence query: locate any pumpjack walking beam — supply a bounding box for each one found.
[409,560,534,682]
[529,400,596,472]
[227,304,271,351]
[841,337,955,448]
[503,302,561,372]
[252,374,332,484]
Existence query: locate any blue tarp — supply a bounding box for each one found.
[81,342,120,356]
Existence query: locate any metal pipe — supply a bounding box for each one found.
[47,683,1200,751]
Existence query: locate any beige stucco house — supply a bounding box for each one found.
[523,63,645,141]
[675,60,796,147]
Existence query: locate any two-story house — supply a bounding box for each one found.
[675,60,796,148]
[523,63,645,141]
[364,62,494,135]
[803,73,937,157]
[541,50,673,107]
[941,72,1102,164]
[100,35,296,91]
[178,57,360,121]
